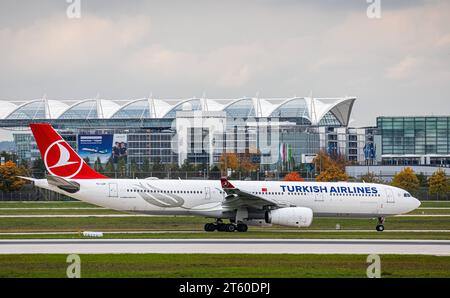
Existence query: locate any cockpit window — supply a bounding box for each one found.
[404,193,411,197]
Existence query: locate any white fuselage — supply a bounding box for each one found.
[34,179,420,220]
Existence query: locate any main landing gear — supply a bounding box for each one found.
[204,220,248,232]
[376,217,385,232]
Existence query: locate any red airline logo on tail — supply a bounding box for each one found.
[44,140,83,178]
[30,124,107,179]
[220,177,235,189]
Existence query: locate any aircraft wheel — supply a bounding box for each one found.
[217,223,227,232]
[204,223,216,232]
[236,223,248,232]
[225,224,236,232]
[376,224,385,232]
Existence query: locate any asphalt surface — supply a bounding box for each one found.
[0,239,449,255]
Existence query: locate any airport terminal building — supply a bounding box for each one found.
[377,116,450,166]
[0,97,369,169]
[0,97,448,172]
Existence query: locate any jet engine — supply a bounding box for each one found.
[265,207,313,228]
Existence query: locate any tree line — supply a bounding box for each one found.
[1,150,449,198]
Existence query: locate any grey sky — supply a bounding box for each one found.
[0,0,449,140]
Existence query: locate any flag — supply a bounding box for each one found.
[279,142,283,163]
[288,144,292,163]
[261,187,267,192]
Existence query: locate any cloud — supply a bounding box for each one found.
[385,56,421,80]
[0,14,152,75]
[0,0,448,131]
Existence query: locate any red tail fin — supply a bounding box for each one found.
[30,123,107,179]
[220,177,235,189]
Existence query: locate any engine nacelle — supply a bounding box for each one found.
[265,207,313,228]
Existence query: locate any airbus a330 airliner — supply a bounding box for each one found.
[23,124,420,232]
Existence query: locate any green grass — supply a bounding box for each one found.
[0,216,449,233]
[420,201,450,208]
[0,201,449,240]
[0,254,449,278]
[409,208,450,215]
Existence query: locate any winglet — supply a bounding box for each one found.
[220,177,235,189]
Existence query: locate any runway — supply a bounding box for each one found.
[0,239,449,255]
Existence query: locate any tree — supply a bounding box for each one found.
[283,171,305,181]
[238,154,258,174]
[180,159,195,172]
[94,157,104,173]
[333,154,349,171]
[209,165,221,179]
[359,172,384,184]
[104,157,116,178]
[0,161,26,192]
[141,158,151,174]
[31,157,46,179]
[117,158,127,178]
[19,159,30,170]
[315,164,349,182]
[219,153,239,175]
[391,167,420,194]
[416,172,428,187]
[151,157,165,176]
[83,157,91,167]
[312,150,335,173]
[313,150,348,173]
[167,163,180,177]
[428,169,449,197]
[130,159,139,177]
[0,151,19,163]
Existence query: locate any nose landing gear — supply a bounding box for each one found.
[376,217,385,232]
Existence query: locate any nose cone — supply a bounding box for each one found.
[409,197,421,212]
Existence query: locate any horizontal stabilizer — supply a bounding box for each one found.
[47,175,80,193]
[17,176,37,182]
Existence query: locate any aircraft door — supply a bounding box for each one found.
[204,187,211,200]
[109,183,118,198]
[386,188,394,203]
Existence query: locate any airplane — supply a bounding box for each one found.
[80,148,109,154]
[21,123,421,232]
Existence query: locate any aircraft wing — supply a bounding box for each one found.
[220,177,282,209]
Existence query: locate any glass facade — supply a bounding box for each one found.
[224,98,256,118]
[127,130,177,164]
[378,116,450,165]
[111,99,151,119]
[318,111,341,126]
[269,98,311,125]
[163,99,201,118]
[2,97,359,169]
[7,101,46,119]
[59,100,98,119]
